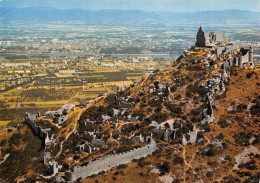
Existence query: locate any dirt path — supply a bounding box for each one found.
[55,108,82,160]
[181,126,211,183]
[54,95,106,160]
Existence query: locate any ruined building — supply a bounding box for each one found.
[196,26,227,47]
[196,26,254,67]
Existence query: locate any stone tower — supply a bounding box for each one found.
[195,26,227,47]
[195,26,206,47]
[249,46,253,63]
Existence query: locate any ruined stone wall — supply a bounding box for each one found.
[200,64,232,125]
[216,47,225,56]
[65,139,157,181]
[239,53,249,67]
[224,51,251,68]
[249,48,253,63]
[25,113,47,139]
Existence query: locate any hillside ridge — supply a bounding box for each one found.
[0,28,259,182]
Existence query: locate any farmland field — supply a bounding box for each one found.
[0,121,11,127]
[0,55,170,125]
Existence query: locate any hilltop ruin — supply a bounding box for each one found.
[195,26,254,67]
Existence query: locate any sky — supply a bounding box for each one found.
[0,0,260,12]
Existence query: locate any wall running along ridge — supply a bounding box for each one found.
[24,113,47,139]
[65,138,157,181]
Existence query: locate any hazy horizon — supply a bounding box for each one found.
[1,0,260,12]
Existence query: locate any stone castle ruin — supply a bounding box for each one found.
[25,113,47,139]
[45,103,75,125]
[65,138,157,181]
[25,112,54,147]
[196,26,228,47]
[24,104,75,146]
[21,27,256,182]
[195,26,254,67]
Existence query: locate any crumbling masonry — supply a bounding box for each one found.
[65,138,157,181]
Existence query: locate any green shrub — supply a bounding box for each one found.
[158,161,170,175]
[172,156,184,165]
[117,164,128,169]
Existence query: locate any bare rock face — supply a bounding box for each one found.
[233,146,260,170]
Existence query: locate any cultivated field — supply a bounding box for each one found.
[0,55,170,126]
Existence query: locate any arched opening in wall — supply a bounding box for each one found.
[147,138,151,143]
[240,48,248,56]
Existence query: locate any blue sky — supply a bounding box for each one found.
[0,0,260,12]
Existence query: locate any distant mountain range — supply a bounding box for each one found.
[0,7,260,28]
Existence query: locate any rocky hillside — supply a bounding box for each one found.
[0,47,259,183]
[60,47,259,182]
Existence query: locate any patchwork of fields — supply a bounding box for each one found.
[0,57,170,127]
